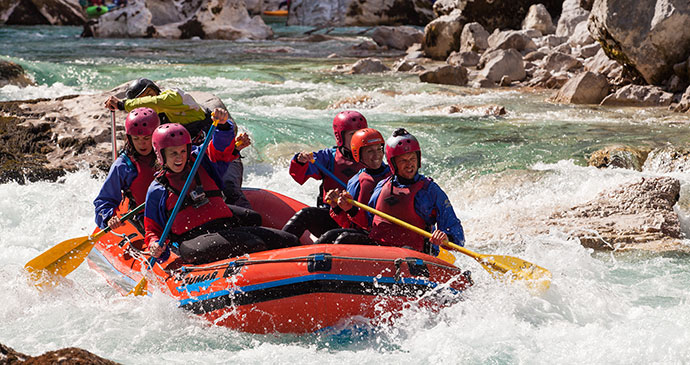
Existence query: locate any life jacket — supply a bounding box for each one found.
[156,161,233,237]
[369,177,430,252]
[121,152,156,209]
[356,168,391,205]
[318,148,363,206]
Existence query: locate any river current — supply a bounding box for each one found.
[1,24,690,364]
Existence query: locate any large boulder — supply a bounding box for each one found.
[643,146,690,173]
[88,0,273,40]
[459,22,489,53]
[287,0,434,26]
[0,343,117,364]
[487,30,538,53]
[419,65,468,86]
[0,60,34,87]
[431,0,562,32]
[589,0,690,85]
[423,9,464,60]
[0,0,85,25]
[587,145,650,170]
[552,71,609,104]
[556,0,589,37]
[372,26,424,50]
[547,176,682,250]
[522,3,555,35]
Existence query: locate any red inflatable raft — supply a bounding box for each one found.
[87,188,473,334]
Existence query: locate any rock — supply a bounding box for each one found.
[673,85,690,112]
[0,343,118,364]
[348,58,390,74]
[542,51,583,73]
[432,0,563,33]
[547,176,682,250]
[600,85,674,107]
[643,146,690,173]
[0,0,86,25]
[499,75,512,86]
[288,0,433,26]
[472,77,496,88]
[487,29,538,53]
[584,48,623,80]
[352,39,380,51]
[459,22,489,53]
[589,0,690,85]
[478,48,526,83]
[423,9,464,60]
[0,83,226,182]
[419,65,468,86]
[447,51,480,67]
[393,59,423,72]
[372,26,424,51]
[444,103,506,116]
[552,71,609,104]
[575,42,601,59]
[90,0,273,40]
[556,0,589,37]
[534,34,568,48]
[522,3,555,35]
[588,145,650,170]
[523,50,546,61]
[567,20,594,46]
[0,60,34,87]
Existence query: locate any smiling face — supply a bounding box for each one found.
[130,135,153,156]
[163,144,188,173]
[394,151,418,180]
[359,143,384,170]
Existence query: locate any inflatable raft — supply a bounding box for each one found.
[87,188,473,334]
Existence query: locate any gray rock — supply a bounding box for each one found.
[472,77,496,88]
[568,20,594,46]
[643,146,690,173]
[542,51,583,73]
[588,145,650,171]
[288,0,433,26]
[0,0,85,25]
[447,51,480,67]
[600,84,674,107]
[393,59,421,72]
[372,26,424,51]
[547,176,682,251]
[534,34,568,48]
[432,0,563,32]
[0,60,34,87]
[584,48,623,79]
[419,65,468,86]
[575,42,601,59]
[522,3,555,35]
[459,22,489,53]
[552,71,609,104]
[423,9,465,60]
[523,50,546,62]
[478,48,526,83]
[487,30,538,53]
[589,0,690,85]
[349,58,390,74]
[673,85,690,112]
[556,0,589,37]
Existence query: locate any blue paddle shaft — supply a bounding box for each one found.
[159,123,219,245]
[311,159,347,189]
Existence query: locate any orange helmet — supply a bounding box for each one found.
[350,128,384,163]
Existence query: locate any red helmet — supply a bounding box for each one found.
[351,128,384,163]
[333,110,367,147]
[152,123,191,165]
[385,128,421,174]
[125,107,160,136]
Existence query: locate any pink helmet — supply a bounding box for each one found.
[385,128,421,175]
[333,110,367,147]
[152,123,191,165]
[125,107,160,136]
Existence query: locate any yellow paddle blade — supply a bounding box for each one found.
[24,231,105,280]
[128,277,148,296]
[474,253,552,293]
[437,247,456,265]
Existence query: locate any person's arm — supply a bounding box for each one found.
[427,182,465,246]
[123,91,181,112]
[143,183,168,248]
[288,148,331,184]
[93,156,135,229]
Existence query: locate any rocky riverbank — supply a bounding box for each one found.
[1,342,118,364]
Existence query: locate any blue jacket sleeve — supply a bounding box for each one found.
[421,181,465,246]
[288,148,335,184]
[93,155,137,229]
[143,180,168,245]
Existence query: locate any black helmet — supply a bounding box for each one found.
[126,78,161,99]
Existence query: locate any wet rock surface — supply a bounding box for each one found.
[0,0,86,26]
[0,60,34,88]
[587,145,650,171]
[1,343,119,364]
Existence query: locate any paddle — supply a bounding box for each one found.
[25,203,145,284]
[129,116,223,296]
[310,159,551,292]
[347,198,551,293]
[110,110,118,161]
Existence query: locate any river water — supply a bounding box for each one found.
[1,24,690,364]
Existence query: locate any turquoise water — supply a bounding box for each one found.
[2,25,690,364]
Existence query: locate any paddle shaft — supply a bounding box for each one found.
[110,111,117,161]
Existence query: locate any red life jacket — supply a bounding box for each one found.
[356,168,392,205]
[158,163,232,236]
[369,177,429,252]
[126,153,156,207]
[319,148,363,205]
